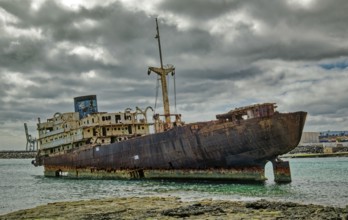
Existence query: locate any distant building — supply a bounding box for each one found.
[323,147,334,154]
[299,132,320,144]
[323,144,346,154]
[319,130,348,138]
[299,131,348,147]
[319,130,348,143]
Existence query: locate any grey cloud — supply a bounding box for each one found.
[158,0,240,20]
[0,0,348,149]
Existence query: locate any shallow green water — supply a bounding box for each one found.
[0,157,347,214]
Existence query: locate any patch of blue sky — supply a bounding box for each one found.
[319,60,348,70]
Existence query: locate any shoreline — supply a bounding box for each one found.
[1,196,347,219]
[0,151,36,159]
[281,152,348,158]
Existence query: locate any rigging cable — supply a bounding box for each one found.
[154,76,160,114]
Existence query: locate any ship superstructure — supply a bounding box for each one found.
[37,95,154,157]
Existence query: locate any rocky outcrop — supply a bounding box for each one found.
[288,145,324,154]
[1,197,347,220]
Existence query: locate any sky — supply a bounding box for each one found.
[0,0,347,150]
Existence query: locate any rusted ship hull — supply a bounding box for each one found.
[38,111,306,181]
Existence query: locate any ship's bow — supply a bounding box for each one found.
[272,111,307,155]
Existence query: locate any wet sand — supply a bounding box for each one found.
[1,196,347,220]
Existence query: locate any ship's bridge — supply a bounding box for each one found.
[216,103,277,122]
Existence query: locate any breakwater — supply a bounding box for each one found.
[0,151,37,159]
[281,144,348,158]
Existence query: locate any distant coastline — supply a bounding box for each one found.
[281,152,348,158]
[282,144,348,158]
[0,151,37,159]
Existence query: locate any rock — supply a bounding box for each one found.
[162,203,225,217]
[245,199,270,209]
[1,197,347,220]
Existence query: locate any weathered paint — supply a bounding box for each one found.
[143,168,266,181]
[272,160,292,183]
[44,166,267,181]
[35,106,307,183]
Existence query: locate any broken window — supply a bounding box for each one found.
[115,115,121,123]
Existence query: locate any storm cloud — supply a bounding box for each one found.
[0,0,347,149]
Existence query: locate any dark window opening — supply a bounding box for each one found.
[128,125,132,134]
[115,115,121,123]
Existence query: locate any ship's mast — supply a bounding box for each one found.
[148,18,175,128]
[156,18,164,69]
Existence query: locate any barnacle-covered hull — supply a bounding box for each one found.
[36,110,306,182]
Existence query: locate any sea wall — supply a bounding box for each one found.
[282,145,348,158]
[0,151,37,159]
[289,145,348,154]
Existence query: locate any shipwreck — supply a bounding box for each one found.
[32,19,306,183]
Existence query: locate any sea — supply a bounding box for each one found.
[1,157,348,215]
